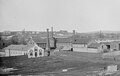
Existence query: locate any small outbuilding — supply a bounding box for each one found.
[87,42,109,53]
[88,40,120,53]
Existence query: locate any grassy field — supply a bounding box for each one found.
[0,51,120,76]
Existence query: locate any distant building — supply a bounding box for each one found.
[0,49,5,57]
[32,37,72,51]
[33,38,47,50]
[3,43,44,58]
[87,42,107,53]
[87,40,120,53]
[2,31,11,36]
[56,38,72,51]
[72,38,91,52]
[72,30,91,51]
[32,38,56,50]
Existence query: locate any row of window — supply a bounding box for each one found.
[30,52,42,56]
[29,48,42,53]
[29,49,43,56]
[9,51,25,54]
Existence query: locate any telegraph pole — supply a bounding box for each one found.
[72,30,76,43]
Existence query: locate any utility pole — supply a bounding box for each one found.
[46,28,50,56]
[72,30,76,43]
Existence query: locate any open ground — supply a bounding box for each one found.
[1,49,120,76]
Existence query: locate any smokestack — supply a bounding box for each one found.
[46,28,50,52]
[73,30,76,36]
[51,27,53,38]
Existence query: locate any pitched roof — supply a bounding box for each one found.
[56,38,71,43]
[100,42,111,45]
[72,38,91,44]
[87,42,101,49]
[4,44,35,51]
[33,38,47,43]
[87,41,112,49]
[27,38,36,45]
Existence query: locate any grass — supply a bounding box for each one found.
[0,51,120,75]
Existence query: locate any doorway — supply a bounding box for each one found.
[106,45,110,50]
[35,52,37,57]
[119,44,120,50]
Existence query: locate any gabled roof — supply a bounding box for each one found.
[4,44,35,51]
[27,38,36,45]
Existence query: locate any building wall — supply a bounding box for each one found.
[50,38,56,49]
[5,50,27,56]
[27,45,44,58]
[98,44,107,53]
[5,45,44,58]
[110,42,119,51]
[73,44,87,52]
[56,43,72,50]
[98,42,120,53]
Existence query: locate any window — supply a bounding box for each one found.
[29,50,33,56]
[24,52,27,55]
[106,45,110,49]
[39,49,42,55]
[34,47,38,52]
[102,45,103,49]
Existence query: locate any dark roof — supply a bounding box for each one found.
[100,42,111,45]
[4,44,35,51]
[87,42,101,49]
[56,38,71,43]
[33,38,47,43]
[73,38,91,44]
[33,37,56,44]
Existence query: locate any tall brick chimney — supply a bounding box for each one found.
[46,28,50,56]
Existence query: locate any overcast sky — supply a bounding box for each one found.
[0,0,120,32]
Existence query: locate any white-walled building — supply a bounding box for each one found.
[3,44,44,58]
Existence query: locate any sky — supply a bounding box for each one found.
[0,0,120,33]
